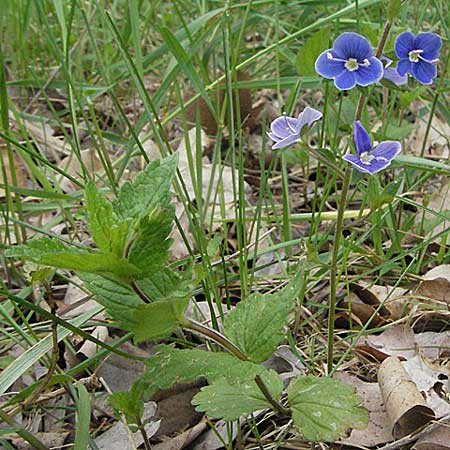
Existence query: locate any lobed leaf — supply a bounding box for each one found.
[192,369,284,420]
[223,273,303,362]
[134,345,267,400]
[288,376,368,442]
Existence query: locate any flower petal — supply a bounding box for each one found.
[271,133,300,150]
[395,31,415,59]
[411,60,437,85]
[342,154,391,175]
[353,121,372,154]
[414,32,442,61]
[270,116,298,140]
[315,49,346,78]
[334,70,356,90]
[383,67,408,86]
[334,32,372,60]
[296,107,323,133]
[397,58,412,76]
[372,141,401,161]
[355,57,383,86]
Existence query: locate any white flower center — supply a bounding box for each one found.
[345,58,359,71]
[408,49,423,62]
[360,152,374,165]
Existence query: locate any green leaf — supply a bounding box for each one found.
[296,28,331,76]
[74,382,91,450]
[192,369,283,420]
[128,207,174,278]
[392,155,450,174]
[136,266,194,302]
[132,297,189,343]
[5,238,140,281]
[135,345,267,400]
[288,376,368,442]
[80,273,143,329]
[115,154,178,220]
[223,274,303,362]
[109,389,144,425]
[85,182,130,257]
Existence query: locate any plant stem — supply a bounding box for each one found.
[327,166,351,374]
[255,375,291,415]
[183,318,249,360]
[183,318,290,415]
[137,416,152,450]
[0,407,49,450]
[327,19,394,374]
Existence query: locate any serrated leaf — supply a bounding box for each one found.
[136,266,193,302]
[288,376,368,442]
[5,238,140,281]
[109,390,144,424]
[80,273,142,329]
[128,207,174,278]
[135,345,267,400]
[115,155,177,220]
[85,182,130,257]
[132,297,189,343]
[223,274,303,362]
[192,369,283,420]
[296,28,331,76]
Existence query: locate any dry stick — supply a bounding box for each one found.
[183,318,291,415]
[327,19,394,374]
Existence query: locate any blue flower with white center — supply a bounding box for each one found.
[268,106,322,150]
[342,121,401,175]
[315,32,384,90]
[395,31,442,85]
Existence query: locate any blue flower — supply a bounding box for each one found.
[315,32,383,90]
[394,31,442,85]
[343,121,401,175]
[268,107,322,150]
[381,57,408,86]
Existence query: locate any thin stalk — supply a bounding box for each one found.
[327,19,394,374]
[327,167,351,373]
[183,318,290,415]
[136,416,152,450]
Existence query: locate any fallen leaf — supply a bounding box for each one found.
[379,356,435,439]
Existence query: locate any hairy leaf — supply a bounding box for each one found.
[136,266,193,302]
[288,376,368,442]
[223,274,303,362]
[132,297,189,343]
[6,238,140,281]
[115,155,178,220]
[85,182,130,257]
[192,369,283,420]
[80,273,142,329]
[109,390,144,424]
[128,207,174,278]
[134,345,267,400]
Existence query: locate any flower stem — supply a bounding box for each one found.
[183,318,290,415]
[328,19,394,374]
[327,166,351,374]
